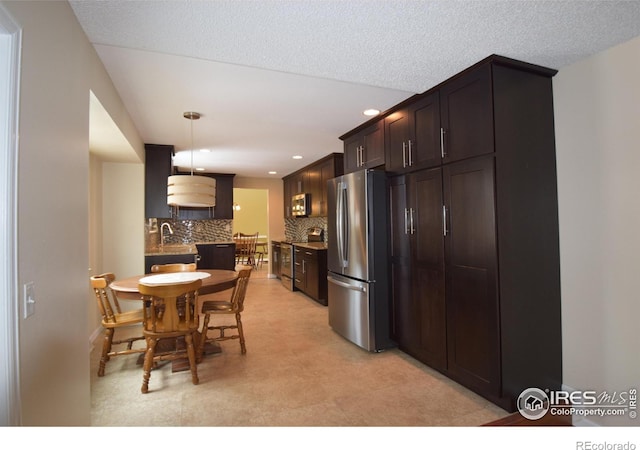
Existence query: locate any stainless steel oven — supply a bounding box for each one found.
[280,242,294,290]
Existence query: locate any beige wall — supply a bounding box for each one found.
[553,35,640,426]
[3,0,142,425]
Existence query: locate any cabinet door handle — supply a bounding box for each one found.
[443,205,448,237]
[215,244,230,248]
[440,128,446,158]
[407,140,413,166]
[302,260,306,273]
[402,141,407,168]
[409,207,415,235]
[404,208,410,235]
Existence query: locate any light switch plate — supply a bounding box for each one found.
[24,281,35,318]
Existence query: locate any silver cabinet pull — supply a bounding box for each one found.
[409,208,415,235]
[404,208,410,235]
[407,140,413,166]
[215,244,230,248]
[440,128,446,158]
[402,141,407,168]
[443,205,448,237]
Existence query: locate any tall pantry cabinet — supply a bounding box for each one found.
[387,55,562,411]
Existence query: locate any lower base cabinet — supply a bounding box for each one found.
[196,243,236,270]
[144,254,197,274]
[294,246,327,305]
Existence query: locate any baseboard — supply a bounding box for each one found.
[562,383,599,427]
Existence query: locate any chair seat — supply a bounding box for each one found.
[103,309,144,328]
[201,300,234,312]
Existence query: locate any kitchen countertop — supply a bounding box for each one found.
[145,241,235,256]
[291,242,328,250]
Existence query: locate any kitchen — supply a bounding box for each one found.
[2,1,639,440]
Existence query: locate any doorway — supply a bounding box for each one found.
[232,188,269,266]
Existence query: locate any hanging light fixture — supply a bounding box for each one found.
[167,112,216,208]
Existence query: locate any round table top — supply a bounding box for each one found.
[110,269,238,300]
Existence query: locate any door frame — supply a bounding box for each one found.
[0,3,22,426]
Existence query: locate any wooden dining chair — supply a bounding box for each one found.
[90,273,145,377]
[198,265,253,358]
[233,232,259,267]
[138,278,202,393]
[150,262,196,273]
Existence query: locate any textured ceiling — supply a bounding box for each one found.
[71,0,640,177]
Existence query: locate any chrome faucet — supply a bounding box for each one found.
[160,222,173,248]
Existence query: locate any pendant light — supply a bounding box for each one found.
[167,112,216,208]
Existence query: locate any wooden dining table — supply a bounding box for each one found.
[110,269,239,371]
[110,269,238,300]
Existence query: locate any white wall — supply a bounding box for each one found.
[554,35,640,426]
[2,0,143,425]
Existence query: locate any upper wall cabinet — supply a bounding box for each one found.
[283,153,344,218]
[385,92,441,174]
[144,144,234,219]
[145,144,174,219]
[342,120,385,174]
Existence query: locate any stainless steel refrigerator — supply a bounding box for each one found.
[327,169,393,352]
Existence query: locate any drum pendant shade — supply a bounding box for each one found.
[167,112,216,207]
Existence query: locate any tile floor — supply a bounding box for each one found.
[90,268,509,427]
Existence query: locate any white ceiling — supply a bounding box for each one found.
[71,0,640,178]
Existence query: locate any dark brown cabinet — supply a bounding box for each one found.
[342,120,385,174]
[283,153,343,218]
[144,253,197,274]
[294,246,327,305]
[385,55,562,412]
[195,243,236,270]
[440,64,495,164]
[389,169,447,372]
[144,143,235,219]
[145,144,174,219]
[385,92,441,173]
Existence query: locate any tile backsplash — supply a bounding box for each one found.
[145,216,329,252]
[284,217,328,242]
[145,218,233,251]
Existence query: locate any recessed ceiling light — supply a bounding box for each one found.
[195,167,205,171]
[363,109,380,117]
[268,171,277,175]
[293,155,303,160]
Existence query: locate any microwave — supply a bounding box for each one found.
[291,193,310,216]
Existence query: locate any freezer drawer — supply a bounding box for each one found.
[328,273,373,351]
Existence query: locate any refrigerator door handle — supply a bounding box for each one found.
[327,275,367,293]
[336,182,344,266]
[336,182,349,268]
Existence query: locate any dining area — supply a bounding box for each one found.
[91,263,252,394]
[89,263,511,427]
